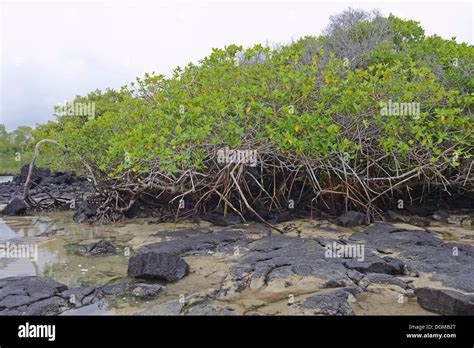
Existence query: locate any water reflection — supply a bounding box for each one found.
[0,176,13,183]
[0,213,131,287]
[0,213,223,315]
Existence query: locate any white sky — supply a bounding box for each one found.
[0,0,472,130]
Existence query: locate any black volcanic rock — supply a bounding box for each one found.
[415,287,474,315]
[128,252,189,282]
[335,211,366,227]
[2,197,28,216]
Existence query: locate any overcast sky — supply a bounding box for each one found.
[0,0,472,130]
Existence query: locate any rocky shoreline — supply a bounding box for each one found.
[0,165,90,215]
[130,222,474,316]
[1,217,473,316]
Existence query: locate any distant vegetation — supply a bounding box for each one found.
[5,9,474,221]
[0,124,71,174]
[0,125,35,174]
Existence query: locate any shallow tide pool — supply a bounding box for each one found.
[1,211,473,315]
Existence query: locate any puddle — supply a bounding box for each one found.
[0,212,221,314]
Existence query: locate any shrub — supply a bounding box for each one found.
[30,10,473,222]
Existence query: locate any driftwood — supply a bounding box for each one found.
[22,139,98,207]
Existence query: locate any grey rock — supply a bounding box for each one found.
[78,240,116,256]
[61,281,130,307]
[202,212,242,226]
[0,276,68,315]
[385,210,406,222]
[128,252,189,282]
[359,273,412,289]
[2,198,28,216]
[344,256,407,276]
[18,296,69,316]
[0,276,135,315]
[60,286,98,306]
[228,234,409,294]
[350,223,474,292]
[301,287,360,315]
[433,210,449,222]
[140,229,250,256]
[138,300,184,315]
[94,281,130,297]
[185,302,235,316]
[408,216,430,227]
[415,287,474,315]
[73,202,96,223]
[130,283,162,299]
[41,172,77,186]
[13,165,50,185]
[335,211,366,227]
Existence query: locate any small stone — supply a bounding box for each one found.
[433,210,449,222]
[335,211,366,227]
[130,283,162,299]
[78,240,116,256]
[408,216,430,227]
